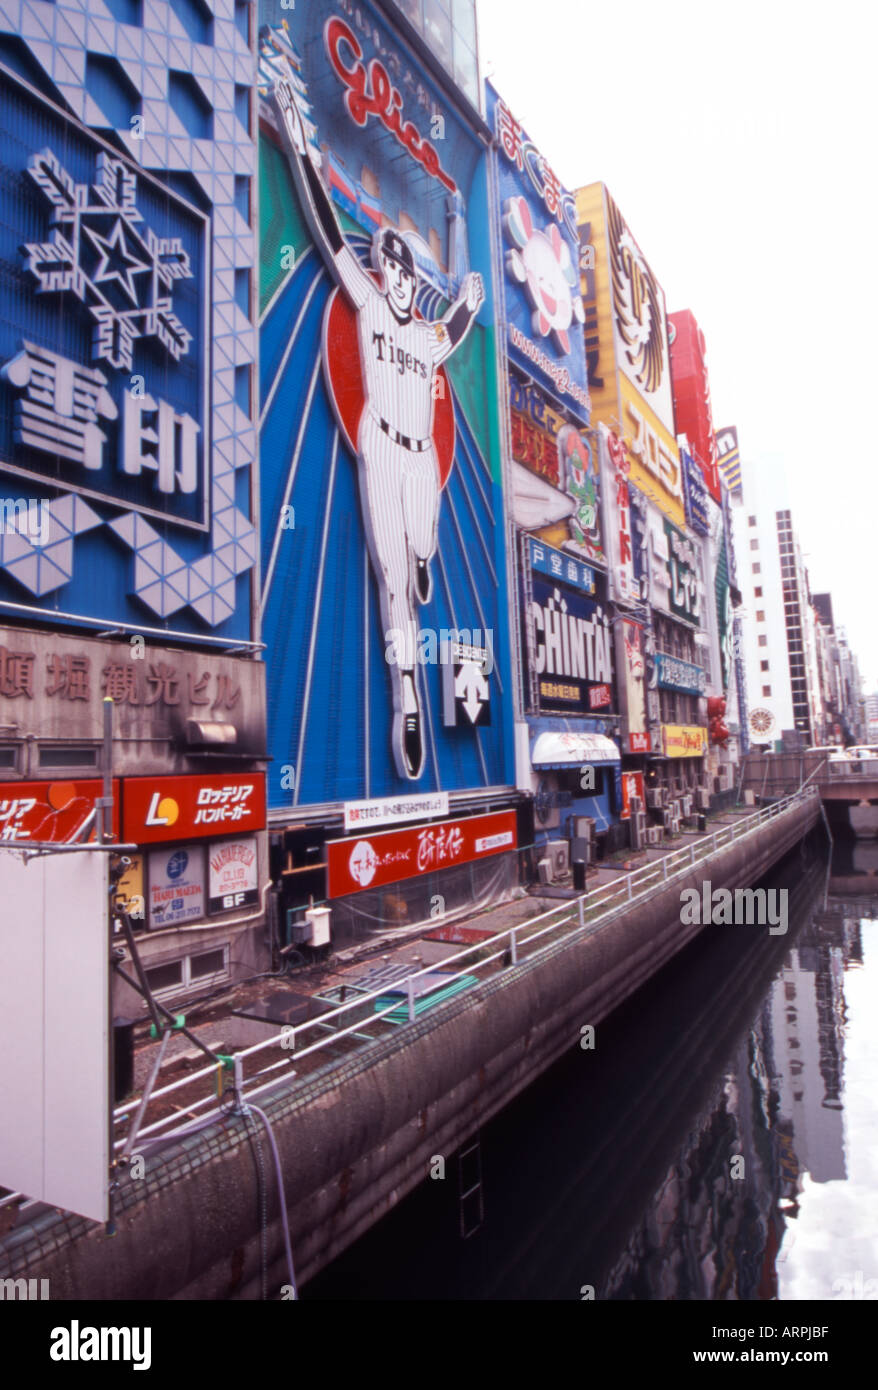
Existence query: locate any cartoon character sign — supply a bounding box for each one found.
[502,196,584,354]
[557,424,603,563]
[273,80,484,781]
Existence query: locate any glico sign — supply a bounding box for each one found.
[257,0,512,807]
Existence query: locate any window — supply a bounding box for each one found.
[753,563,761,574]
[762,685,772,696]
[748,515,757,526]
[761,660,770,671]
[756,610,765,622]
[758,635,767,647]
[0,746,17,770]
[754,586,763,597]
[38,746,98,767]
[143,944,230,1000]
[750,538,759,550]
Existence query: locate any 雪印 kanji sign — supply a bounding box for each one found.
[327,810,517,898]
[122,773,267,844]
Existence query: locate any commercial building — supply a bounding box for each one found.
[487,87,622,861]
[576,184,713,821]
[0,0,266,1010]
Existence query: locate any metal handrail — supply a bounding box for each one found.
[113,784,817,1146]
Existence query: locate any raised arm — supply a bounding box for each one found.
[431,272,485,364]
[272,79,372,307]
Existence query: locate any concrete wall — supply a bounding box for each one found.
[0,797,818,1299]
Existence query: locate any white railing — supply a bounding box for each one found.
[114,785,818,1150]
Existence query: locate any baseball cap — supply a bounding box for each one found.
[379,229,415,276]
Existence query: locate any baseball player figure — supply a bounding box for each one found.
[274,79,485,780]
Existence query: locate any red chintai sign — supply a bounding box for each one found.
[123,773,267,844]
[327,810,518,898]
[0,779,120,843]
[668,309,720,502]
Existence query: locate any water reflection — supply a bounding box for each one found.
[304,837,878,1301]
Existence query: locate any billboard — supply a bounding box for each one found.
[576,184,683,527]
[664,520,702,626]
[122,773,267,844]
[0,66,256,638]
[525,565,614,717]
[0,848,109,1222]
[327,808,517,897]
[148,844,206,929]
[257,3,513,804]
[661,724,707,758]
[668,309,721,502]
[0,778,120,843]
[681,444,710,537]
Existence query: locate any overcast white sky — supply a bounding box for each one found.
[477,0,878,688]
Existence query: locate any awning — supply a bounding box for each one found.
[532,732,621,768]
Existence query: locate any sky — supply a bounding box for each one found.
[477,0,878,688]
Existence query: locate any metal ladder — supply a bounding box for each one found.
[458,1134,484,1240]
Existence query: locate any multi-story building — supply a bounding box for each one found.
[0,0,266,1012]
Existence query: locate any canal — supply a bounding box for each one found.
[303,833,878,1300]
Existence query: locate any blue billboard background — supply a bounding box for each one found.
[258,0,514,807]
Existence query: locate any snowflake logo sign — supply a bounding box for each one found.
[22,149,194,372]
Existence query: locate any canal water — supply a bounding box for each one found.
[304,833,878,1300]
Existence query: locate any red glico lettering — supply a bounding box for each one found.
[324,16,457,195]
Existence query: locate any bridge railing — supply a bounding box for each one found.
[112,785,819,1150]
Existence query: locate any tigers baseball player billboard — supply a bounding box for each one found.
[258,2,514,806]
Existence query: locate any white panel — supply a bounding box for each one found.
[0,849,109,1223]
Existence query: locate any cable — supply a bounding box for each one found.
[242,1103,298,1300]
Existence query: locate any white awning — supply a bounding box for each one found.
[531,732,621,768]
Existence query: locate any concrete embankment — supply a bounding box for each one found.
[0,795,818,1299]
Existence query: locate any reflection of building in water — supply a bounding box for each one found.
[600,899,866,1300]
[769,907,857,1182]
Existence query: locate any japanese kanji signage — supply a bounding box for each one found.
[0,95,208,532]
[526,569,615,717]
[122,773,267,844]
[664,520,702,625]
[326,810,517,898]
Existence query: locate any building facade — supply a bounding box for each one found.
[0,0,266,1011]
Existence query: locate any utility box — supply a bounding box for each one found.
[305,906,331,948]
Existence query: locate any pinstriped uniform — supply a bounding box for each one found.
[335,245,453,640]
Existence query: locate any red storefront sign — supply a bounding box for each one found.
[122,773,266,844]
[629,732,651,753]
[0,778,120,843]
[327,810,518,898]
[620,771,645,821]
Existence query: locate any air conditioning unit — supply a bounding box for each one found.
[680,795,692,819]
[646,788,665,810]
[696,787,711,812]
[670,816,680,835]
[538,839,570,885]
[629,796,642,815]
[662,809,674,831]
[646,826,663,846]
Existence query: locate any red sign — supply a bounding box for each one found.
[629,731,652,753]
[668,309,720,502]
[620,772,645,821]
[0,779,120,843]
[327,810,518,898]
[122,773,266,844]
[588,684,612,710]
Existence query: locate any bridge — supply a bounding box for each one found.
[738,752,878,833]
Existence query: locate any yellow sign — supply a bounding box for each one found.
[619,375,684,526]
[575,182,684,526]
[662,724,708,758]
[112,852,145,924]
